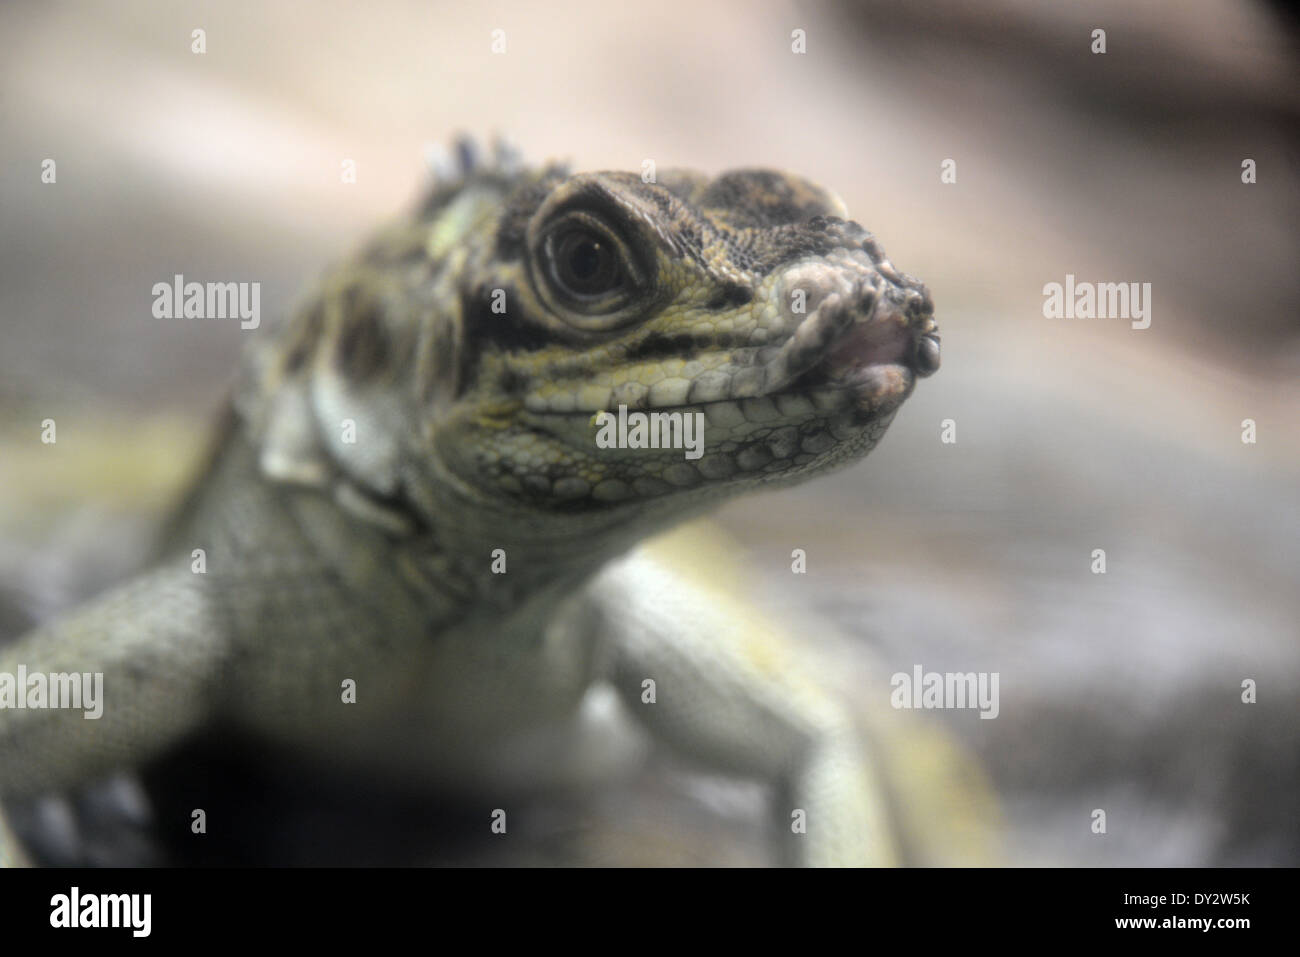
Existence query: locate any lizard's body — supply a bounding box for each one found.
[1,139,944,865]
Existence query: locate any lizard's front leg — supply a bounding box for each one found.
[0,566,231,865]
[592,545,898,867]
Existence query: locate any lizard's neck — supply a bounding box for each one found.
[393,465,735,625]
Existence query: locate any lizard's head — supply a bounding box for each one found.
[424,165,939,523]
[258,156,938,547]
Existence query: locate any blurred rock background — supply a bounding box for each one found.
[1,0,1296,864]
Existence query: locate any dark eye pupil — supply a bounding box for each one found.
[554,229,620,296]
[569,239,602,280]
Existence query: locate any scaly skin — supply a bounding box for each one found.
[0,138,940,866]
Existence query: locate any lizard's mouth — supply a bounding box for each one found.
[517,282,939,421]
[819,309,940,381]
[510,244,943,432]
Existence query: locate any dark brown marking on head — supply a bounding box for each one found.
[460,285,552,353]
[625,332,699,363]
[699,170,843,228]
[334,286,391,382]
[498,366,529,398]
[707,283,754,310]
[283,300,326,374]
[421,308,469,408]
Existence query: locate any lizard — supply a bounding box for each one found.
[0,136,943,866]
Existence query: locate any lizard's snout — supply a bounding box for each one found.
[901,287,941,378]
[807,278,940,391]
[773,254,939,395]
[915,329,941,377]
[874,278,939,379]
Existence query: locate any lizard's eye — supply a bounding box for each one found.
[551,228,621,298]
[533,210,652,328]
